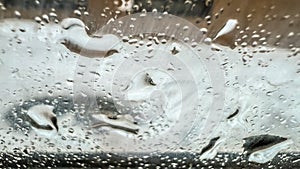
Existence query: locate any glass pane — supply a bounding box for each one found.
[0,0,299,168]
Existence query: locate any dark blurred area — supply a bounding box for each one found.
[0,0,299,47]
[3,0,79,9]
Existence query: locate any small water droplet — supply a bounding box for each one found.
[14,10,21,18]
[74,9,81,16]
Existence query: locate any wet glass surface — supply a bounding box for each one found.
[0,0,299,168]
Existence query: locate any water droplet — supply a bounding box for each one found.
[42,14,49,23]
[213,19,238,40]
[14,10,21,18]
[73,9,81,16]
[26,105,58,137]
[34,16,42,24]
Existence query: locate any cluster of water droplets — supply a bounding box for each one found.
[0,0,299,168]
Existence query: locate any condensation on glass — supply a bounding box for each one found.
[0,0,299,168]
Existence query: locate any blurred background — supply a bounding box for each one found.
[0,0,299,48]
